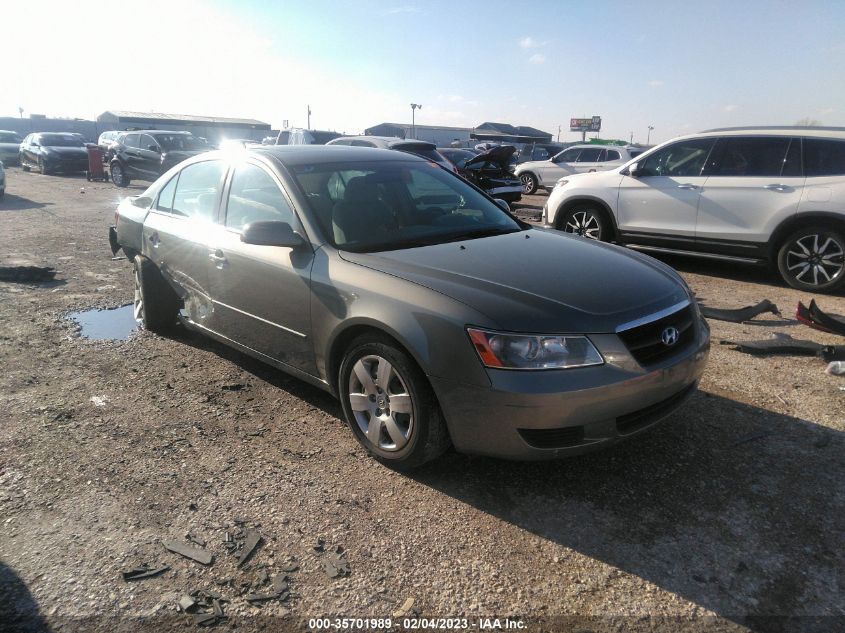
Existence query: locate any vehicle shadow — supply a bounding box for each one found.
[0,560,51,632]
[0,193,54,212]
[410,391,844,632]
[166,324,342,419]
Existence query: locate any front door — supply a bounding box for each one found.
[617,137,716,242]
[572,146,604,173]
[537,146,581,186]
[207,160,315,374]
[136,134,163,180]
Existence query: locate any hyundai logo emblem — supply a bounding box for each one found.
[661,326,680,346]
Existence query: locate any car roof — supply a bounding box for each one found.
[687,126,845,140]
[122,130,194,135]
[252,145,429,166]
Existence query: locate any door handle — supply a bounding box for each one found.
[677,183,699,190]
[209,250,228,268]
[764,184,789,191]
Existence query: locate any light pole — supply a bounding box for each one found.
[307,105,312,130]
[410,103,422,139]
[647,125,654,145]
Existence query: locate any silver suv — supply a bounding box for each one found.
[545,127,845,293]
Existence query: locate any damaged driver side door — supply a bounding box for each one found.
[142,159,228,324]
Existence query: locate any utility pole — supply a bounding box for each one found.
[630,131,634,144]
[647,125,654,145]
[410,103,422,139]
[557,125,561,142]
[18,107,24,119]
[307,105,311,130]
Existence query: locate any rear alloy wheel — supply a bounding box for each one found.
[777,227,845,292]
[339,336,450,469]
[111,163,129,187]
[520,172,538,195]
[20,155,30,172]
[560,206,606,241]
[133,255,180,332]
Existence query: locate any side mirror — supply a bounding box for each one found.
[628,162,641,178]
[494,198,510,211]
[240,221,305,248]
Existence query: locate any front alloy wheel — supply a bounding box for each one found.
[561,207,605,241]
[520,173,538,195]
[348,355,414,452]
[111,163,128,187]
[778,227,845,292]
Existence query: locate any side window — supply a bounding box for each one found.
[351,140,376,147]
[124,134,140,148]
[533,148,550,160]
[803,139,845,177]
[156,174,179,212]
[576,148,603,162]
[554,148,582,163]
[140,134,158,152]
[781,138,802,177]
[225,163,295,231]
[606,150,621,161]
[171,160,226,221]
[639,139,715,177]
[711,137,791,177]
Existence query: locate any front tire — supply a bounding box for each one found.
[338,335,450,470]
[559,205,608,241]
[111,162,129,187]
[38,158,49,175]
[520,172,538,195]
[777,226,845,292]
[20,154,30,172]
[133,255,180,332]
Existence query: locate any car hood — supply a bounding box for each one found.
[162,149,207,162]
[340,229,689,333]
[465,145,516,169]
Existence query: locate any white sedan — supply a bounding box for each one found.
[514,144,641,194]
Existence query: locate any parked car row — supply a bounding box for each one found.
[19,133,89,175]
[544,126,845,292]
[0,130,23,166]
[111,144,708,469]
[515,144,644,194]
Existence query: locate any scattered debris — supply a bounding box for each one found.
[163,539,214,565]
[312,538,325,553]
[181,589,228,626]
[700,299,780,322]
[393,597,416,618]
[237,530,262,567]
[89,395,109,408]
[720,332,838,357]
[0,265,57,283]
[797,300,845,337]
[177,595,196,612]
[280,561,300,573]
[221,383,246,391]
[827,361,845,376]
[323,546,351,578]
[121,564,170,582]
[187,533,207,547]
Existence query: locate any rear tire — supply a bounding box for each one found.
[133,255,180,332]
[558,204,608,242]
[338,334,450,470]
[520,172,538,195]
[777,226,845,293]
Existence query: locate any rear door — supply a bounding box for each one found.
[695,136,804,250]
[142,159,228,324]
[207,160,315,373]
[617,137,715,241]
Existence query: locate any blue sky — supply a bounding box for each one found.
[4,0,845,144]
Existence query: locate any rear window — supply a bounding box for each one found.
[803,139,845,177]
[711,137,792,177]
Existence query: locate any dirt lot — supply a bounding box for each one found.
[1,168,843,633]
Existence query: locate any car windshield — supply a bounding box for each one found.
[0,132,22,143]
[152,134,209,151]
[40,134,84,147]
[290,160,523,253]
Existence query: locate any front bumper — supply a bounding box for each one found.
[108,226,121,256]
[430,321,710,460]
[46,157,89,173]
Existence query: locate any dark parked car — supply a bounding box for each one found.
[110,146,708,469]
[110,130,212,187]
[326,136,456,172]
[439,146,523,203]
[19,133,88,175]
[0,130,24,165]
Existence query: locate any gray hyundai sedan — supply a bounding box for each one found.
[110,145,709,469]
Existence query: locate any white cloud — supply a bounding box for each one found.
[528,53,546,65]
[648,80,664,87]
[818,107,836,115]
[384,5,421,14]
[722,104,738,112]
[519,36,537,48]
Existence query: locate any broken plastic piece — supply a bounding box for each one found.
[162,540,214,565]
[393,598,415,618]
[323,550,351,578]
[237,530,262,567]
[797,300,845,337]
[721,332,829,356]
[121,565,170,582]
[272,575,289,595]
[193,612,219,627]
[178,595,196,612]
[700,299,780,323]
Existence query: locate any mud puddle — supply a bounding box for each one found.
[69,304,138,340]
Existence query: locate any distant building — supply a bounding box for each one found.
[96,111,271,143]
[365,121,554,147]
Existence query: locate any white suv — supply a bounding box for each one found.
[544,127,845,293]
[514,144,641,194]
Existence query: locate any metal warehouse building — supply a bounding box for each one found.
[96,111,271,143]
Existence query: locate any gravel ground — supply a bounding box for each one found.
[0,169,843,633]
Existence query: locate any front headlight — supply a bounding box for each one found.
[467,328,604,370]
[554,178,569,189]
